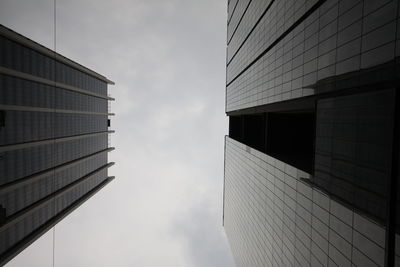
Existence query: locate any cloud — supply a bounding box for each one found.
[171,202,235,267]
[2,0,233,266]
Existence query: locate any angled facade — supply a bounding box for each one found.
[223,0,400,266]
[0,25,115,265]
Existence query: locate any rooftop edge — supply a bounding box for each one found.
[0,24,115,85]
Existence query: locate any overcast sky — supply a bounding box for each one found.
[0,0,234,266]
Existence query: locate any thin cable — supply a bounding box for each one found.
[52,0,57,267]
[52,227,56,267]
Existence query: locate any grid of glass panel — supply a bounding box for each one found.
[227,0,272,61]
[0,75,108,113]
[0,36,107,96]
[0,152,107,217]
[0,111,108,145]
[0,25,113,264]
[224,137,387,267]
[228,0,239,24]
[313,89,394,224]
[227,0,322,83]
[226,0,400,112]
[227,0,251,43]
[0,134,108,185]
[0,168,108,256]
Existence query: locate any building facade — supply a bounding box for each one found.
[0,25,114,265]
[223,0,400,266]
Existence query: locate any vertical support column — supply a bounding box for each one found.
[386,87,400,266]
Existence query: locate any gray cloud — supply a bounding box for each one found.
[2,0,233,266]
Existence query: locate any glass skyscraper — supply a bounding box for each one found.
[0,25,114,265]
[223,0,400,266]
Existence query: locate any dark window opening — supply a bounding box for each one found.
[229,110,315,173]
[243,114,266,152]
[0,111,5,128]
[229,116,242,141]
[107,119,111,127]
[228,110,315,173]
[0,205,5,225]
[266,112,315,173]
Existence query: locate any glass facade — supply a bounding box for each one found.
[225,137,388,267]
[224,0,400,266]
[0,75,108,113]
[0,36,107,95]
[0,25,114,265]
[0,134,108,185]
[313,89,395,224]
[226,0,400,112]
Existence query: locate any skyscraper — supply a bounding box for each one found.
[0,25,114,265]
[223,0,400,266]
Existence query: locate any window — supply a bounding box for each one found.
[229,109,315,173]
[313,89,395,222]
[0,111,5,128]
[0,205,5,225]
[266,111,315,173]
